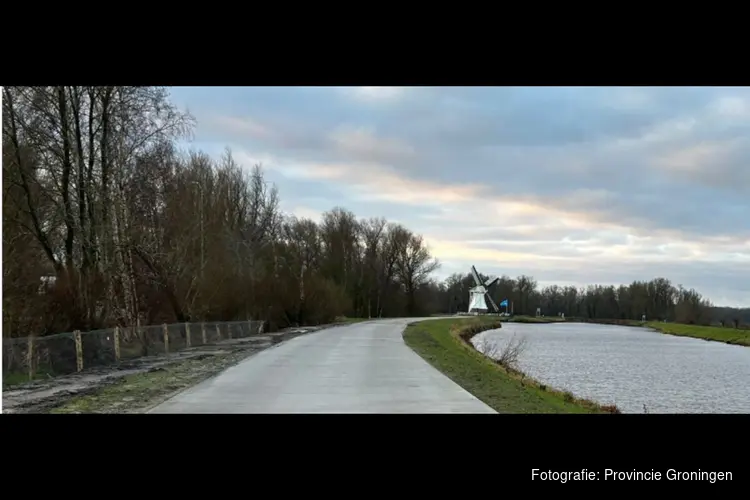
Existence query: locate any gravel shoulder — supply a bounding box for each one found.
[3,325,341,414]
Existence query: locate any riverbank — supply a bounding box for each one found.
[645,322,750,347]
[403,317,618,414]
[565,317,749,346]
[538,316,749,347]
[505,315,566,324]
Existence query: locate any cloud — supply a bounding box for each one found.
[329,126,416,164]
[287,206,323,222]
[169,86,750,307]
[343,86,407,102]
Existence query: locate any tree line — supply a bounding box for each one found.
[2,86,443,336]
[441,273,748,327]
[3,86,746,339]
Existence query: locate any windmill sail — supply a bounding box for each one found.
[471,265,483,286]
[485,294,500,313]
[484,276,499,288]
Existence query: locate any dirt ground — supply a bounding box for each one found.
[2,324,339,414]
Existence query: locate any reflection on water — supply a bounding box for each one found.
[472,323,750,413]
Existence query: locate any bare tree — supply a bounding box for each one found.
[475,334,528,369]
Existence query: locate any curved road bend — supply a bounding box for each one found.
[148,318,496,413]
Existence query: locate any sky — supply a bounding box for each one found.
[168,86,750,308]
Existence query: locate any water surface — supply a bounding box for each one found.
[472,323,750,413]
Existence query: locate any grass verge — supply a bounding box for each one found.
[645,322,750,347]
[507,315,566,324]
[403,317,618,414]
[49,349,255,414]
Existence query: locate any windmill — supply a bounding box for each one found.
[468,265,500,314]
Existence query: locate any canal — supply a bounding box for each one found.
[472,322,750,413]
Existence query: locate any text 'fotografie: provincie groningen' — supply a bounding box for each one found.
[532,469,732,483]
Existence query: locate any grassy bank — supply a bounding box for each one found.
[566,317,750,346]
[645,322,750,347]
[507,315,566,324]
[567,317,645,327]
[403,317,618,414]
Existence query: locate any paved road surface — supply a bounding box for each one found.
[149,318,496,413]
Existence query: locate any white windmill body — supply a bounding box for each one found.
[468,287,489,312]
[467,265,500,314]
